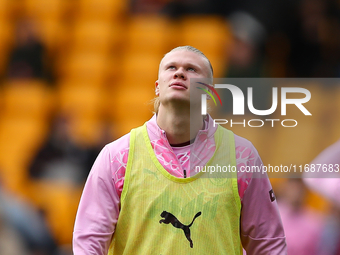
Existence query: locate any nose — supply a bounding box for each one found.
[173,67,186,79]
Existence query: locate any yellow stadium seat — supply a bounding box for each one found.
[112,118,150,138]
[2,79,54,119]
[28,180,83,245]
[57,85,104,118]
[108,86,154,129]
[70,21,116,55]
[57,78,105,90]
[125,15,176,54]
[0,20,13,46]
[0,118,48,162]
[208,54,229,79]
[306,190,331,213]
[58,53,109,84]
[119,53,160,87]
[0,118,48,193]
[0,164,29,196]
[0,0,16,21]
[69,115,103,146]
[37,19,68,56]
[76,0,127,22]
[106,56,123,84]
[23,0,66,21]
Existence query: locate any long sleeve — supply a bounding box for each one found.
[239,142,287,254]
[73,146,120,255]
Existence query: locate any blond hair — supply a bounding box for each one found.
[153,46,213,114]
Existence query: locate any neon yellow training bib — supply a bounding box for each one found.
[109,124,242,255]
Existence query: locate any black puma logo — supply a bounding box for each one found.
[159,211,202,248]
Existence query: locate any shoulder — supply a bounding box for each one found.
[104,132,131,158]
[233,132,256,150]
[91,132,131,178]
[86,132,132,194]
[233,133,261,165]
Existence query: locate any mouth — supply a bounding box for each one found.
[169,82,187,90]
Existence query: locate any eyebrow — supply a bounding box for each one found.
[164,61,201,70]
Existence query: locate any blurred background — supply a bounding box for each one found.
[0,0,339,254]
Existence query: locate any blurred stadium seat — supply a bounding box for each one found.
[0,117,48,193]
[69,116,104,146]
[76,0,127,22]
[23,0,66,21]
[27,180,82,245]
[0,0,18,21]
[120,52,160,87]
[107,86,154,136]
[125,15,176,55]
[37,19,68,56]
[70,21,114,55]
[57,52,109,85]
[57,85,104,118]
[2,79,54,119]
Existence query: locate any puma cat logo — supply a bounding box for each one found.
[159,211,202,248]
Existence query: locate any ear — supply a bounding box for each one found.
[155,80,160,96]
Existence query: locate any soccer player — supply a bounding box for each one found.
[73,46,287,254]
[303,138,340,206]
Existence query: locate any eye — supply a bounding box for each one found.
[167,66,176,70]
[188,67,196,72]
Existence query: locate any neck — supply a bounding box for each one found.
[156,104,204,145]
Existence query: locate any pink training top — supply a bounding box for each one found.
[303,138,340,206]
[73,115,286,255]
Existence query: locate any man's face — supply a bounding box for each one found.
[155,50,212,107]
